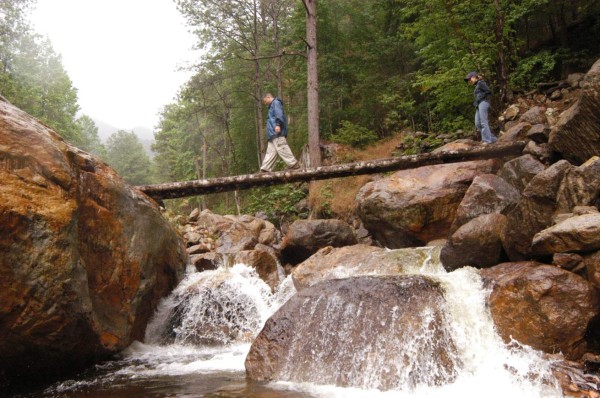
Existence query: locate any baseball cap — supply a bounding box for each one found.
[464,71,477,82]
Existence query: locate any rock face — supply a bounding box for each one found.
[0,100,187,386]
[280,219,357,264]
[480,262,599,359]
[441,213,507,270]
[356,159,499,248]
[503,160,573,260]
[549,58,600,164]
[245,276,460,390]
[532,213,600,255]
[450,173,519,233]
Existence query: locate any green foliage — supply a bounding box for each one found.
[105,130,153,185]
[152,0,600,216]
[76,115,107,158]
[331,120,378,149]
[1,2,83,146]
[511,51,557,90]
[242,184,308,225]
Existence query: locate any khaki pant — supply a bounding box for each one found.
[260,136,298,171]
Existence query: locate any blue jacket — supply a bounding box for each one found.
[266,97,288,141]
[473,80,491,107]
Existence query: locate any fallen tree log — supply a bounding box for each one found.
[137,141,526,200]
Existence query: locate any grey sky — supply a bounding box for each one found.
[31,0,198,132]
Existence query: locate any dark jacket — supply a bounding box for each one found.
[473,80,491,107]
[266,97,288,141]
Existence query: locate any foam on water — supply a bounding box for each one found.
[44,253,563,397]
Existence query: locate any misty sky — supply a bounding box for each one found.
[31,0,198,134]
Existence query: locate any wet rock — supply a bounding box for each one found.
[520,106,548,125]
[188,208,200,222]
[356,160,499,248]
[187,242,212,255]
[496,154,546,193]
[502,104,520,121]
[441,213,507,271]
[190,252,223,272]
[450,174,519,233]
[526,124,550,143]
[553,252,585,271]
[194,211,279,254]
[532,213,600,256]
[556,157,600,213]
[234,248,280,292]
[158,269,269,346]
[0,100,187,386]
[280,219,357,264]
[523,141,554,164]
[503,160,572,260]
[292,245,441,291]
[585,251,600,288]
[549,58,600,165]
[498,122,531,142]
[480,262,599,359]
[245,276,460,390]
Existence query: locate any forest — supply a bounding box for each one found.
[1,0,599,218]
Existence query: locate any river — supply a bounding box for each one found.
[16,251,564,398]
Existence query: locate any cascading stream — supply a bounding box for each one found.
[38,249,563,398]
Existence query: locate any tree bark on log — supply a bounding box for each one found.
[137,141,526,200]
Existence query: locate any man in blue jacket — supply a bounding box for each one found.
[259,93,301,172]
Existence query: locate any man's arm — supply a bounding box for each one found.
[271,100,285,133]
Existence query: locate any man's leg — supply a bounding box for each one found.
[260,140,278,171]
[273,137,300,168]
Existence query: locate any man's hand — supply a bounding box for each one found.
[275,125,281,134]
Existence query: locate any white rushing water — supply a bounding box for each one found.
[43,251,563,398]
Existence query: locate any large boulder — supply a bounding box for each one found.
[532,213,600,256]
[0,100,187,387]
[280,219,357,264]
[450,174,520,233]
[496,154,546,194]
[441,213,508,271]
[245,276,460,390]
[356,160,499,248]
[480,262,599,359]
[503,160,573,260]
[549,58,600,164]
[292,245,441,291]
[556,156,600,213]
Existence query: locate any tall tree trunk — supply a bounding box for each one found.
[493,0,508,104]
[303,0,321,167]
[273,12,284,97]
[252,0,265,164]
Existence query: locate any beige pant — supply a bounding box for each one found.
[260,136,298,171]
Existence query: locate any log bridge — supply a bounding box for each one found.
[137,141,526,200]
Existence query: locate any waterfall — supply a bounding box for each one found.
[144,263,295,345]
[40,250,563,397]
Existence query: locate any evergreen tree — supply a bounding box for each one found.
[76,115,107,158]
[106,130,153,185]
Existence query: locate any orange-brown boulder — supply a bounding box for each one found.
[245,275,460,390]
[0,99,187,387]
[480,262,599,359]
[356,159,499,248]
